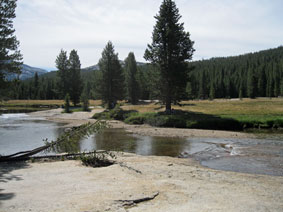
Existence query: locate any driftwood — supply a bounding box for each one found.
[0,121,102,162]
[119,163,142,174]
[30,150,108,160]
[116,192,159,207]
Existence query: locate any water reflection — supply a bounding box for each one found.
[0,114,65,155]
[80,128,190,157]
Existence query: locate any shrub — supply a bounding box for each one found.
[64,94,71,113]
[93,105,138,121]
[80,93,90,112]
[124,114,146,125]
[80,152,115,168]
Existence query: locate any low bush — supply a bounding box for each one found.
[124,114,146,125]
[93,105,138,121]
[80,152,115,168]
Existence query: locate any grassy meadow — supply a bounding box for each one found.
[118,98,283,131]
[0,100,102,113]
[2,98,283,131]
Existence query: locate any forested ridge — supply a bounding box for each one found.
[7,46,282,101]
[188,46,283,99]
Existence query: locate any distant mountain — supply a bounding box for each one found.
[82,64,99,72]
[6,64,48,80]
[82,61,146,73]
[21,61,148,81]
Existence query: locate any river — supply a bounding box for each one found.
[0,113,282,176]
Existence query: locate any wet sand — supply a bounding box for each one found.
[1,109,282,211]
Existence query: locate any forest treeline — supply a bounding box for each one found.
[188,46,283,99]
[6,46,283,101]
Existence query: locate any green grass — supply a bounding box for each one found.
[94,99,283,131]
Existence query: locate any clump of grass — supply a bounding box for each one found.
[93,105,137,121]
[80,152,116,168]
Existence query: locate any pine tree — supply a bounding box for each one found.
[198,71,205,99]
[258,68,266,97]
[33,72,39,99]
[0,0,22,90]
[209,82,215,100]
[280,78,283,96]
[55,49,69,98]
[68,50,82,106]
[186,82,192,99]
[124,52,139,104]
[80,89,89,112]
[64,93,70,113]
[247,68,256,98]
[98,41,124,109]
[144,0,194,112]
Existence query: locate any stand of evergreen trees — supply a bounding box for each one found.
[7,46,283,102]
[188,46,283,99]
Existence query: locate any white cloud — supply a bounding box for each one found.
[14,0,283,70]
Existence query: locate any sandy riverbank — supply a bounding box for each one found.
[1,154,282,212]
[1,108,282,211]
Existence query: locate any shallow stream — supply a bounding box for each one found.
[1,113,282,176]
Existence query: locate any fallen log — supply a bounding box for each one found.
[116,192,159,207]
[119,163,142,174]
[0,121,105,162]
[30,150,109,160]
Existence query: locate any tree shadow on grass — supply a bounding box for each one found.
[146,110,243,131]
[0,161,30,207]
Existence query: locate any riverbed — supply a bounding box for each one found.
[1,113,282,176]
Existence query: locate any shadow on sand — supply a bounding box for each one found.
[0,161,30,206]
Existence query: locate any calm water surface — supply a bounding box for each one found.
[1,113,283,176]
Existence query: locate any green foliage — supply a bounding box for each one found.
[80,91,90,112]
[144,0,194,110]
[189,46,283,99]
[55,49,82,105]
[44,121,107,154]
[56,49,69,98]
[69,50,83,106]
[124,52,139,104]
[97,41,125,109]
[64,93,70,113]
[80,152,116,168]
[93,105,137,121]
[247,68,256,99]
[124,110,242,131]
[209,82,215,100]
[0,0,22,95]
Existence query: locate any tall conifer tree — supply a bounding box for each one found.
[0,0,22,90]
[98,41,124,109]
[68,50,82,106]
[144,0,194,112]
[247,68,256,98]
[55,50,69,98]
[33,72,39,99]
[124,52,139,104]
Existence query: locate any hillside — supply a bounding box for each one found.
[7,64,48,80]
[36,61,146,80]
[188,46,283,99]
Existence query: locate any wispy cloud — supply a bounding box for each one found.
[14,0,283,69]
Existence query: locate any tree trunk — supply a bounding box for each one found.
[165,96,171,113]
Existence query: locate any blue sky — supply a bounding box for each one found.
[14,0,283,71]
